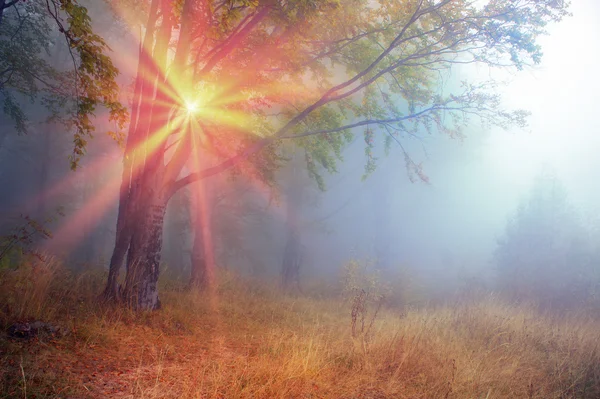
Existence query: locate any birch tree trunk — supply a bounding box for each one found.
[122,196,167,310]
[102,0,178,308]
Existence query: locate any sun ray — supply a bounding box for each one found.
[40,174,122,256]
[37,0,316,270]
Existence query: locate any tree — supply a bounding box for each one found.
[0,0,127,166]
[162,187,192,277]
[280,149,317,291]
[101,0,569,310]
[189,154,280,289]
[494,169,592,306]
[189,171,216,289]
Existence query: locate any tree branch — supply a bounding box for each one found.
[194,11,254,64]
[166,0,550,196]
[167,136,271,197]
[195,6,270,79]
[163,123,192,188]
[168,100,456,195]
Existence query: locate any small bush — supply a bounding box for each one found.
[341,259,389,346]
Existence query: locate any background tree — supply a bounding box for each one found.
[280,148,321,291]
[162,187,192,277]
[194,179,276,286]
[494,169,596,307]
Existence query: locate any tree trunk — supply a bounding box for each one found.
[121,189,167,310]
[36,128,51,220]
[80,165,97,264]
[190,228,208,289]
[101,0,198,308]
[189,182,214,290]
[164,190,186,270]
[282,225,302,291]
[101,161,141,302]
[103,223,128,300]
[100,0,163,303]
[280,156,305,291]
[282,197,302,291]
[372,170,391,270]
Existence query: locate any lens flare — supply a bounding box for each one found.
[40,0,311,280]
[185,100,199,114]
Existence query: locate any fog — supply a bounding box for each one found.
[1,0,599,308]
[296,0,600,296]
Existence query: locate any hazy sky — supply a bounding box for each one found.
[484,0,600,213]
[421,0,600,264]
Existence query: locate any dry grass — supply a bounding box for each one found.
[1,261,599,398]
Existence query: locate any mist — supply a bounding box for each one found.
[1,0,599,397]
[1,0,598,307]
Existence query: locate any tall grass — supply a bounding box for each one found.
[0,259,599,398]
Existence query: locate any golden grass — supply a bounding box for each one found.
[0,262,599,398]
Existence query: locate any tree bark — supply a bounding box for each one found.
[121,182,167,310]
[103,222,129,300]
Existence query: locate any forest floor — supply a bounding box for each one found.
[1,261,600,398]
